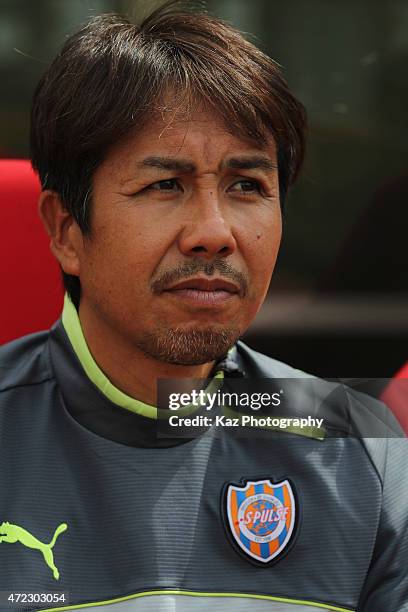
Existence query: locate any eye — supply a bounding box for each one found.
[145,178,182,192]
[228,179,262,194]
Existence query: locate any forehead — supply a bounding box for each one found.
[100,108,277,180]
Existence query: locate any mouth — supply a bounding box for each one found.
[162,277,241,306]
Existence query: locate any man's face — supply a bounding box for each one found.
[75,108,282,365]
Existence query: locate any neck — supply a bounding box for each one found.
[78,302,215,407]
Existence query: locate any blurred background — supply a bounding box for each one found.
[1,0,407,376]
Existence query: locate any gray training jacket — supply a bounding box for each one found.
[0,318,407,612]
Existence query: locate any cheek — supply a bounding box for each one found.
[243,224,281,307]
[248,216,282,271]
[81,217,175,305]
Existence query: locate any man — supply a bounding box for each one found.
[1,3,407,611]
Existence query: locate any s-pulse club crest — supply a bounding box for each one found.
[224,479,297,565]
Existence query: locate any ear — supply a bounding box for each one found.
[39,191,82,277]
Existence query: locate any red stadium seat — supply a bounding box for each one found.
[0,159,63,344]
[381,362,408,434]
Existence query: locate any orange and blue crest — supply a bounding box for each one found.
[224,478,297,565]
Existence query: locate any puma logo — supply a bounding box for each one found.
[0,521,67,580]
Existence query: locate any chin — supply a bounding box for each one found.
[135,324,242,365]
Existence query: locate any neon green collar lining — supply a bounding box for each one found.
[41,588,354,612]
[61,294,223,420]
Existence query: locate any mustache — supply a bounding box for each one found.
[151,259,249,297]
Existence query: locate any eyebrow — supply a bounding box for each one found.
[138,156,196,173]
[222,156,278,171]
[138,155,277,174]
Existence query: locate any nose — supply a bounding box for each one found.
[178,194,237,259]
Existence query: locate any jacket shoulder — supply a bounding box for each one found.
[236,341,406,484]
[236,340,404,440]
[0,330,53,392]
